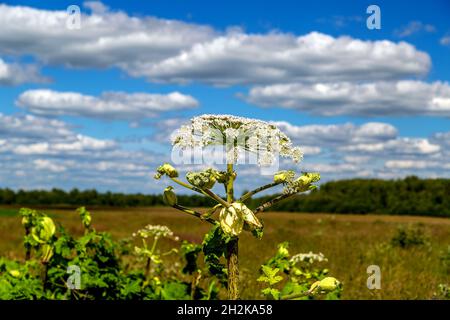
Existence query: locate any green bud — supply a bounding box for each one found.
[186,168,217,189]
[163,186,178,206]
[277,243,289,257]
[154,163,179,179]
[309,277,340,294]
[273,170,295,184]
[284,172,321,194]
[9,270,21,278]
[32,216,56,243]
[318,277,340,291]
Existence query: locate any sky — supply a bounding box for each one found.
[0,0,449,194]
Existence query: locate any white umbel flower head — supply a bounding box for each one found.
[171,114,304,166]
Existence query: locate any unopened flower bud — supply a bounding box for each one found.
[186,168,217,189]
[163,186,177,206]
[32,216,56,243]
[273,170,295,184]
[310,277,340,294]
[284,172,321,194]
[154,163,179,179]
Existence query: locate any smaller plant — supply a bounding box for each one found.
[390,224,428,248]
[257,242,341,300]
[133,224,179,280]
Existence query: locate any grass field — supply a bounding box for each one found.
[0,206,449,299]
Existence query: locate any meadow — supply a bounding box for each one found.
[0,206,449,300]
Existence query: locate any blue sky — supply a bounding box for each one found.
[0,1,449,193]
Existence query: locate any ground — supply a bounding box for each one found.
[0,206,449,299]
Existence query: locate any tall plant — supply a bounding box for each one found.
[154,114,320,299]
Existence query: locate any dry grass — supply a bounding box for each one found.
[0,207,449,299]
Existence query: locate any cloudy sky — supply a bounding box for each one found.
[0,0,449,193]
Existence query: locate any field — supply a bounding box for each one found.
[1,206,449,300]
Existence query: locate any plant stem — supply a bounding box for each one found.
[239,181,281,202]
[171,177,230,207]
[280,290,310,300]
[226,164,235,203]
[145,237,158,280]
[173,204,217,224]
[41,262,49,290]
[254,192,294,214]
[203,189,230,208]
[226,238,239,300]
[225,163,239,300]
[24,227,31,261]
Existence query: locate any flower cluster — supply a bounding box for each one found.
[133,224,178,240]
[283,172,321,194]
[171,114,304,166]
[290,252,328,264]
[186,168,225,189]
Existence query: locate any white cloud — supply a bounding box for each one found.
[0,4,430,86]
[0,58,47,85]
[16,89,199,121]
[342,138,440,155]
[0,3,215,73]
[394,21,436,38]
[273,121,398,146]
[33,159,66,173]
[0,112,166,192]
[441,35,450,46]
[145,32,430,85]
[246,80,450,117]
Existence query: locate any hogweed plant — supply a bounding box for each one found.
[154,114,327,300]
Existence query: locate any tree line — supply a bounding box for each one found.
[0,176,448,217]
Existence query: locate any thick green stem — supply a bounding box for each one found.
[226,238,239,300]
[225,163,239,300]
[226,164,235,203]
[239,181,281,202]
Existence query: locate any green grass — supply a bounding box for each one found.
[0,208,19,217]
[0,206,449,299]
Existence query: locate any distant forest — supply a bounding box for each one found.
[0,176,449,217]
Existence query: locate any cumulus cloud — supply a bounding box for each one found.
[16,89,199,121]
[0,3,215,73]
[0,58,47,86]
[0,4,430,86]
[273,121,398,146]
[0,112,166,192]
[145,32,430,85]
[245,80,450,117]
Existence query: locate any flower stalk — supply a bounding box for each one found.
[225,163,239,300]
